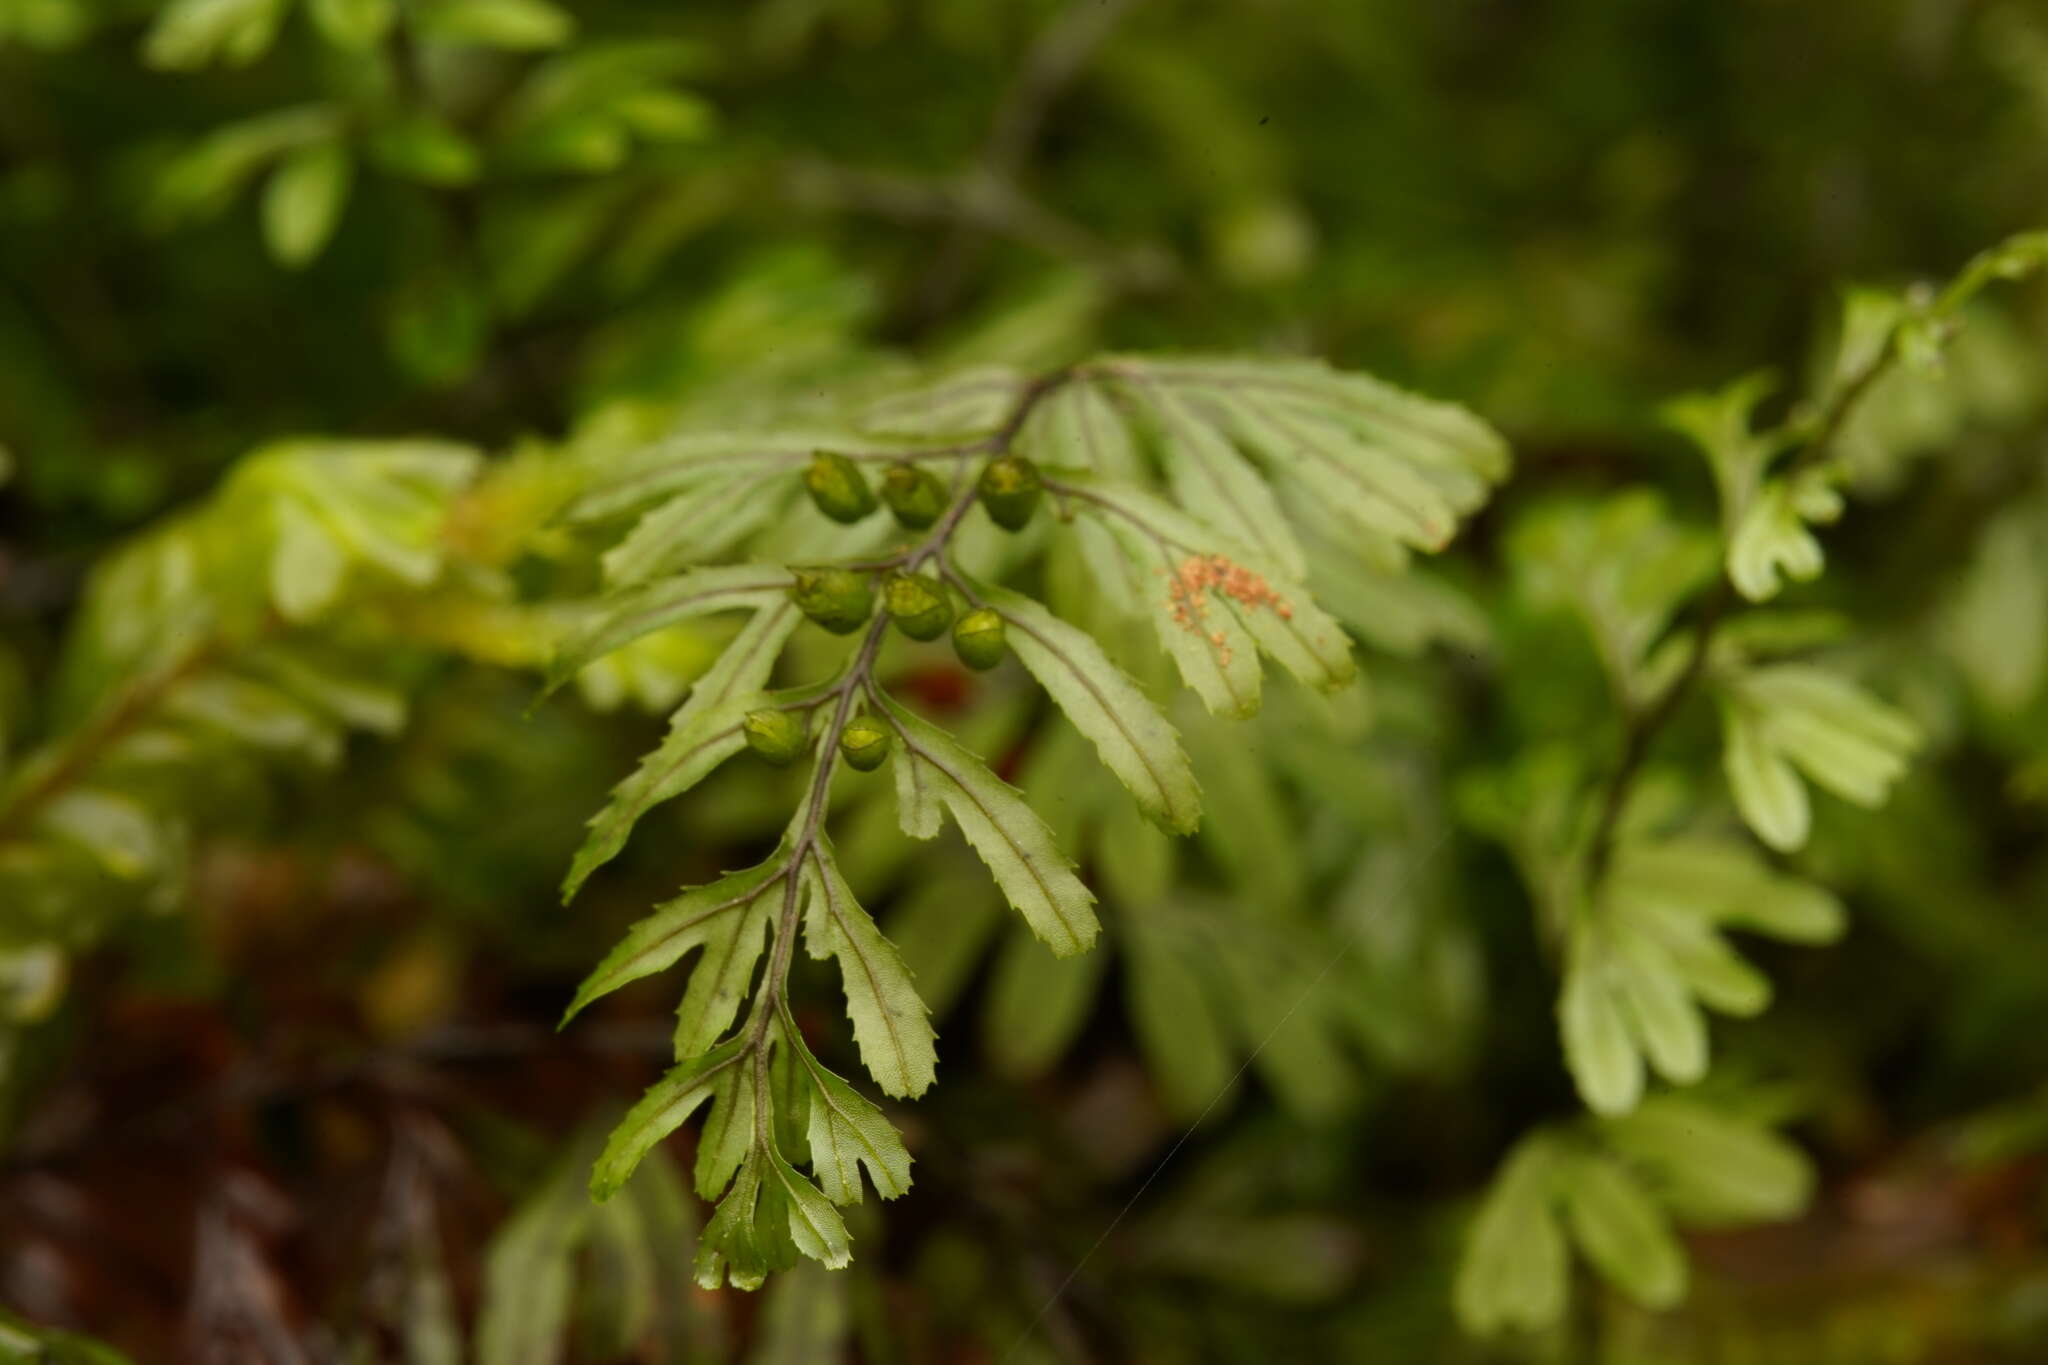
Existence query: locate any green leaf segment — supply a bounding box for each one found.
[1453,229,2048,1337]
[555,356,1508,1285]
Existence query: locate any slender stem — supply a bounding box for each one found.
[747,628,881,1048]
[1581,310,1922,882]
[736,368,1077,1064]
[1583,580,1732,881]
[843,440,991,464]
[0,639,222,845]
[1041,475,1186,560]
[988,368,1073,452]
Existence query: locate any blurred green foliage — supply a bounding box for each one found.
[3,1,2048,1362]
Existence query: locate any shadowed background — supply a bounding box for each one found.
[3,0,2048,1361]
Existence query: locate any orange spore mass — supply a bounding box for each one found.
[1164,553,1292,668]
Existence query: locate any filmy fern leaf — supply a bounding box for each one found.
[553,351,1505,1284]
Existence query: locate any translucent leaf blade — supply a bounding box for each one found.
[673,885,776,1058]
[796,1045,913,1204]
[1602,1097,1814,1226]
[602,475,791,586]
[802,849,937,1098]
[1560,928,1643,1116]
[562,691,765,901]
[1559,1148,1688,1310]
[983,925,1110,1079]
[262,139,351,268]
[561,855,787,1024]
[590,1039,748,1201]
[1124,916,1236,1120]
[1128,382,1307,578]
[975,580,1199,834]
[548,565,795,690]
[1723,701,1810,852]
[1454,1137,1569,1335]
[878,696,1099,956]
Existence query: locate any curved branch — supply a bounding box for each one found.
[1583,307,1925,881]
[737,369,1078,1054]
[0,637,224,846]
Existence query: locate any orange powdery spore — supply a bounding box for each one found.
[1165,553,1294,668]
